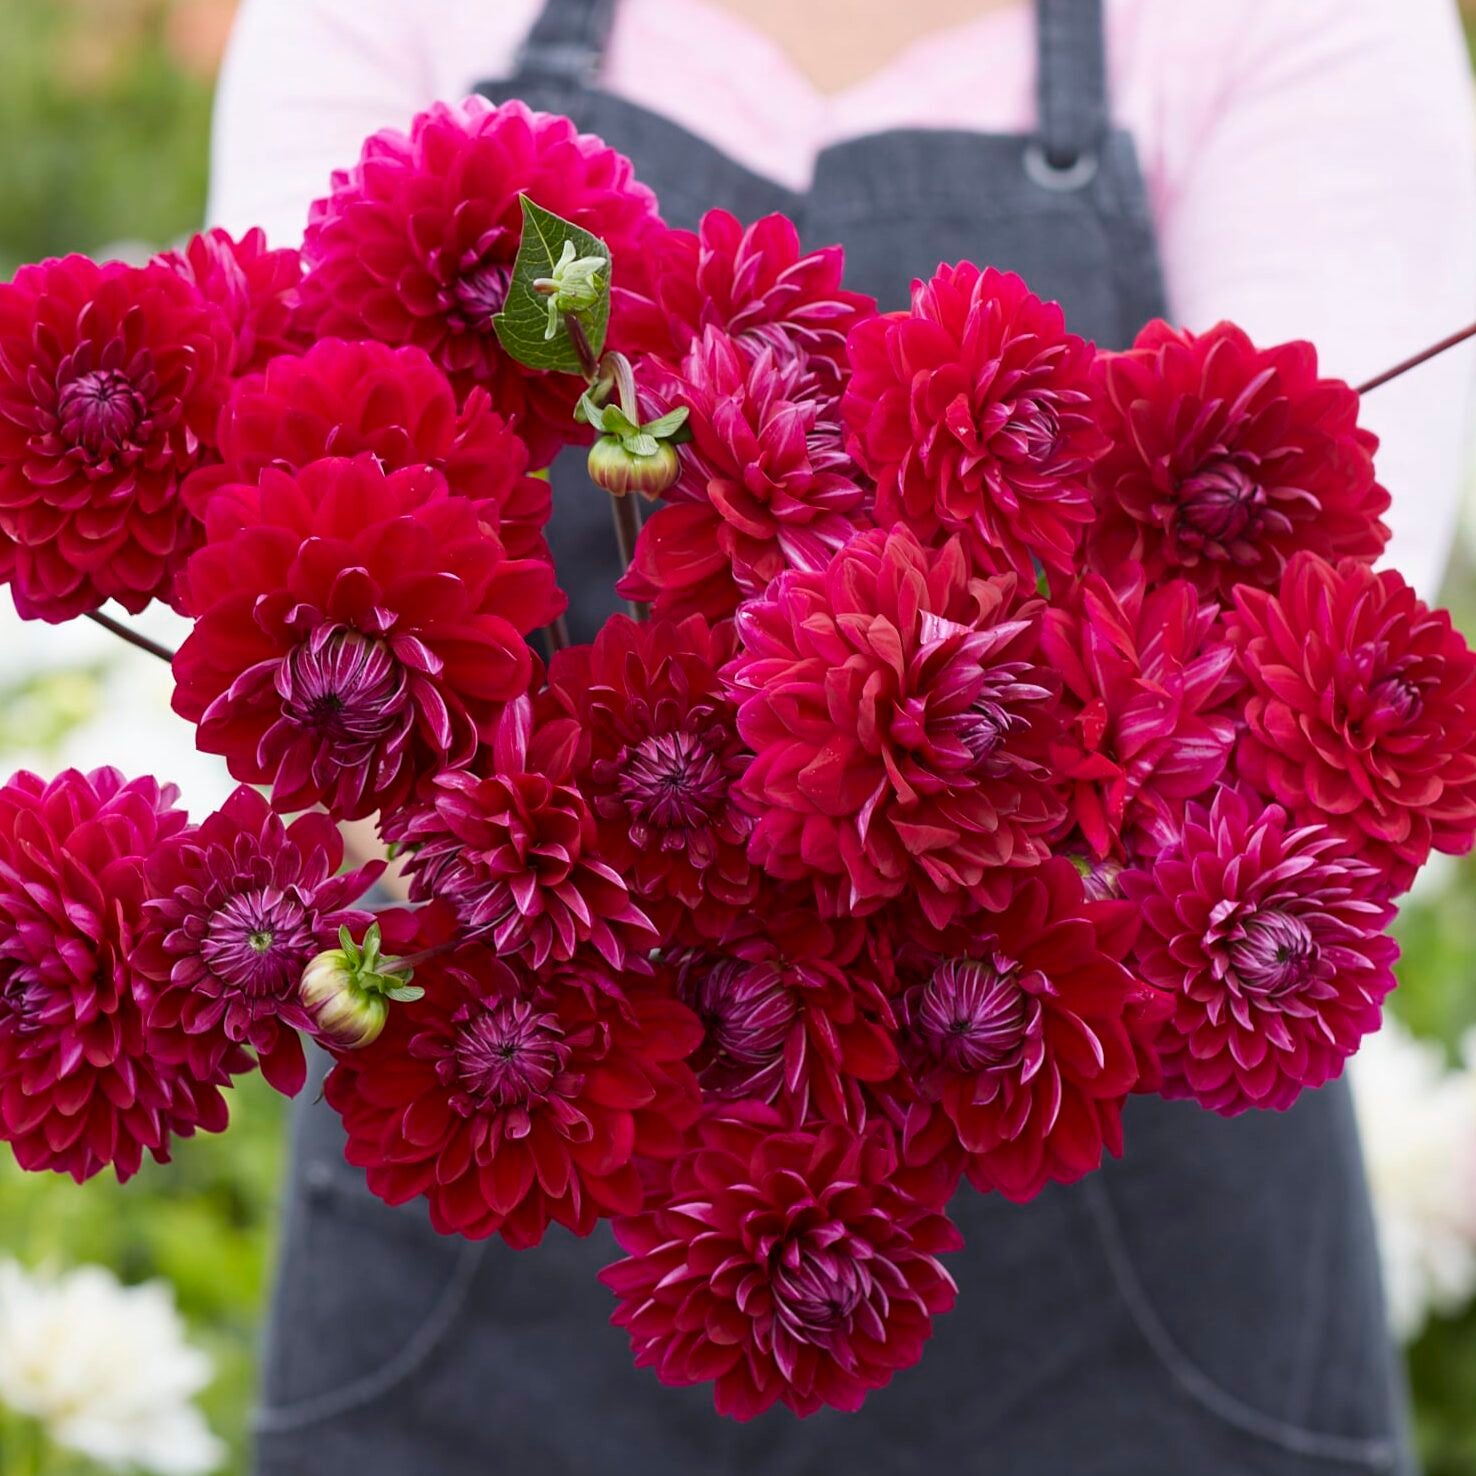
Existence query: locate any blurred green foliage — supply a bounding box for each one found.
[2,1,1476,1473]
[0,1078,285,1476]
[0,0,217,275]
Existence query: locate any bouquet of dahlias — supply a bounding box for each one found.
[3,96,1476,1421]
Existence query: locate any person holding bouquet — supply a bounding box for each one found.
[197,0,1476,1471]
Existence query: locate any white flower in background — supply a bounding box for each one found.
[1352,1017,1476,1340]
[0,1260,224,1474]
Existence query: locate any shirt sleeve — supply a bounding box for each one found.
[206,0,437,244]
[1148,0,1476,601]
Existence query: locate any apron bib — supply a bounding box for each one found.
[254,5,1412,1471]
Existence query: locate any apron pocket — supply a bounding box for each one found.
[253,1086,485,1435]
[1087,1081,1404,1470]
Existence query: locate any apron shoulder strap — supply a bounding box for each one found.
[512,0,615,86]
[1035,0,1108,170]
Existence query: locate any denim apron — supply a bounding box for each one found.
[253,3,1415,1471]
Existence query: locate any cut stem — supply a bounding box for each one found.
[1356,319,1476,395]
[84,609,176,663]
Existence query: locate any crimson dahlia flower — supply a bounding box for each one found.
[182,338,551,562]
[133,785,382,1097]
[843,263,1103,581]
[896,858,1143,1202]
[326,953,702,1247]
[617,209,875,391]
[543,614,755,941]
[154,226,305,376]
[172,455,559,820]
[1122,787,1399,1114]
[1230,552,1476,893]
[601,1107,961,1419]
[617,330,869,620]
[672,931,898,1125]
[1084,321,1388,596]
[1041,563,1241,860]
[0,255,233,620]
[299,98,661,464]
[386,697,656,970]
[727,527,1062,926]
[0,768,240,1183]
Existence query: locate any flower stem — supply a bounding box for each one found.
[84,609,177,663]
[563,317,648,616]
[1356,319,1476,395]
[565,315,601,380]
[388,919,501,974]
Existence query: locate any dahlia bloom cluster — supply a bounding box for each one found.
[4,96,1476,1421]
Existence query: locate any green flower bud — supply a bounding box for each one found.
[532,240,609,340]
[299,923,423,1051]
[587,433,680,499]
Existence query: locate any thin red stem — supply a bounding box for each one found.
[1356,319,1476,395]
[84,610,176,663]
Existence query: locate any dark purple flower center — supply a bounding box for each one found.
[916,956,1033,1073]
[1229,911,1320,996]
[616,731,730,844]
[1369,672,1424,729]
[58,369,147,459]
[278,626,405,749]
[453,998,567,1109]
[682,957,796,1068]
[0,965,46,1032]
[199,888,315,1000]
[1175,458,1264,546]
[451,261,513,334]
[958,699,1021,764]
[771,1241,868,1350]
[1003,394,1063,464]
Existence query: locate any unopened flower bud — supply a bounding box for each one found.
[587,433,680,498]
[298,923,423,1051]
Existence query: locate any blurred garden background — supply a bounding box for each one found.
[1,0,1476,1471]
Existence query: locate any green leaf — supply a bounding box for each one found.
[492,195,612,375]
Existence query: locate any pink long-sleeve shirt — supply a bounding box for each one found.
[208,0,1476,599]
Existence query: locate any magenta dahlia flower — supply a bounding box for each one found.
[1084,321,1389,596]
[1040,564,1241,860]
[543,614,755,941]
[132,785,382,1097]
[600,1107,961,1419]
[842,263,1103,581]
[616,330,869,620]
[1230,552,1476,894]
[182,338,551,563]
[672,928,899,1125]
[1121,786,1399,1114]
[0,255,233,620]
[386,696,656,970]
[895,858,1143,1202]
[0,768,242,1183]
[154,226,305,376]
[172,455,559,821]
[326,953,702,1247]
[616,209,875,391]
[299,98,661,464]
[728,527,1062,926]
